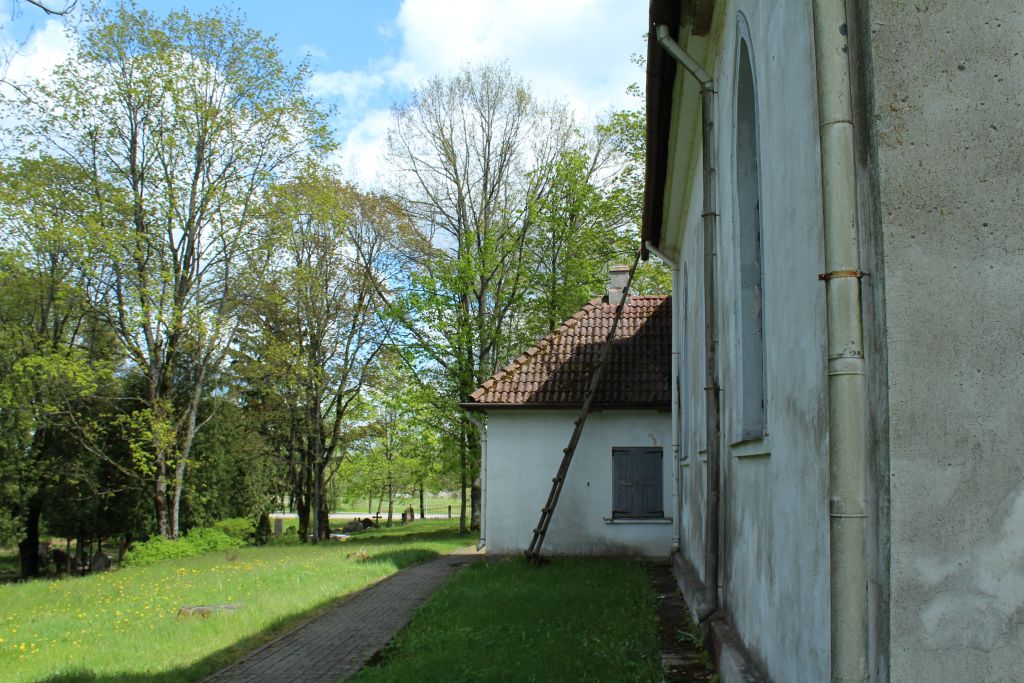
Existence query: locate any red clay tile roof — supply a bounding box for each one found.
[465,295,671,409]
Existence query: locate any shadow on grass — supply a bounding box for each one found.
[351,527,468,545]
[35,530,469,683]
[358,547,441,570]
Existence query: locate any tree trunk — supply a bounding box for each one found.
[419,483,426,520]
[170,458,188,538]
[386,478,394,528]
[74,527,86,575]
[317,466,329,540]
[471,479,482,532]
[374,487,385,524]
[296,493,310,541]
[459,428,468,535]
[18,497,43,579]
[155,459,171,538]
[170,368,208,539]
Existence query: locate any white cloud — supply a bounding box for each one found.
[325,0,646,187]
[310,68,385,102]
[309,57,417,109]
[335,107,394,189]
[394,0,646,120]
[2,14,72,88]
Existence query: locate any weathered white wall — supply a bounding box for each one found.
[665,2,831,680]
[866,2,1024,679]
[484,410,673,557]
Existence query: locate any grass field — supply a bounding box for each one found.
[0,520,472,683]
[332,492,465,516]
[351,557,663,683]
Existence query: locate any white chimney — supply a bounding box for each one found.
[607,264,630,305]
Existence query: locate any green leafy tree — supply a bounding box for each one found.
[7,2,331,537]
[598,108,672,294]
[236,163,398,541]
[386,62,577,532]
[0,156,118,576]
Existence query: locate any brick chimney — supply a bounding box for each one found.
[607,264,630,305]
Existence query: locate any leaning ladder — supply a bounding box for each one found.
[525,250,643,563]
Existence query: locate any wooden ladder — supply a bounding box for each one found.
[525,250,642,563]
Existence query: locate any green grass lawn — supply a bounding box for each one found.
[0,520,472,683]
[351,557,663,683]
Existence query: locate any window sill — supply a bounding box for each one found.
[731,436,770,459]
[603,517,673,525]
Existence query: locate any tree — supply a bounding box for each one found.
[386,62,576,532]
[236,163,398,541]
[524,127,642,337]
[1,1,77,88]
[0,156,116,576]
[599,108,672,294]
[7,2,332,537]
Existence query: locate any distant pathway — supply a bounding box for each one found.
[205,546,481,683]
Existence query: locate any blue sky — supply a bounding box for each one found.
[2,0,647,187]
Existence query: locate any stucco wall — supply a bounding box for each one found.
[483,410,673,557]
[666,2,831,680]
[866,2,1024,680]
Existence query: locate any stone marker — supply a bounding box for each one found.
[90,551,111,573]
[178,604,244,618]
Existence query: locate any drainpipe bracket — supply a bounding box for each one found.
[818,270,868,281]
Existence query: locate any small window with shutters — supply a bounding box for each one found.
[612,447,664,518]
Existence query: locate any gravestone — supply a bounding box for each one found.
[51,548,69,573]
[91,551,111,573]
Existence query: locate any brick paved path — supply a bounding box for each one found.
[205,546,480,683]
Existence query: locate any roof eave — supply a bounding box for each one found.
[461,402,672,412]
[643,0,716,258]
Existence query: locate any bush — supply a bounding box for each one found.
[185,527,245,554]
[122,527,245,567]
[213,517,255,541]
[121,536,193,567]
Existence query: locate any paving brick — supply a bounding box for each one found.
[205,546,480,683]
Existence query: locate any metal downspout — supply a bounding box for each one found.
[655,25,722,621]
[466,412,487,550]
[647,240,681,553]
[811,2,869,681]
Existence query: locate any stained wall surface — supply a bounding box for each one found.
[663,1,831,680]
[866,2,1024,679]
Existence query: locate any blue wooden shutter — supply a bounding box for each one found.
[640,448,663,516]
[613,449,632,515]
[612,447,663,518]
